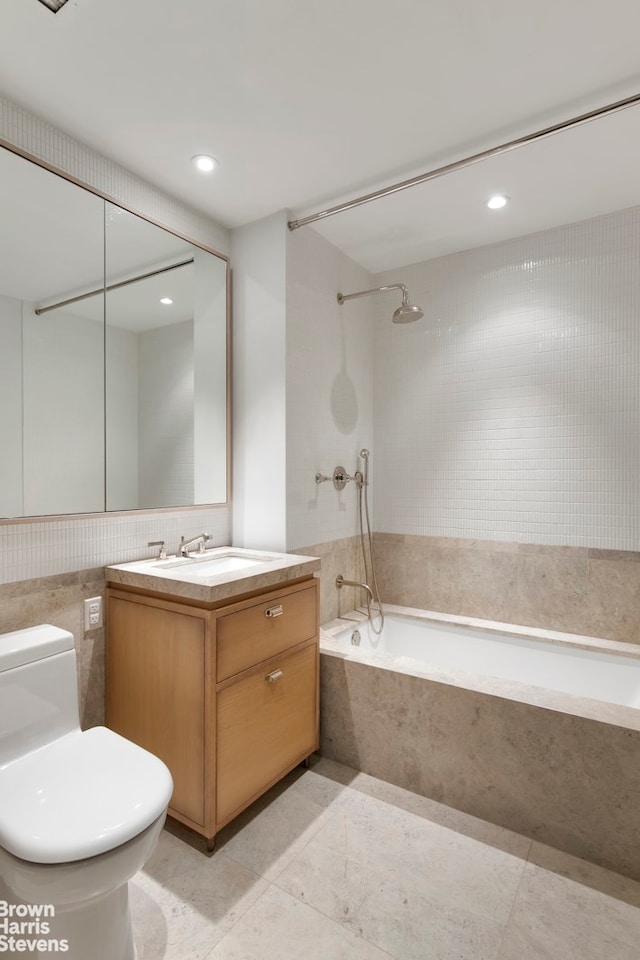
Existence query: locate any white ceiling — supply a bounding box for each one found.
[2,0,640,271]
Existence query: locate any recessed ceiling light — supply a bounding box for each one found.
[160,297,173,305]
[192,155,219,173]
[486,194,509,210]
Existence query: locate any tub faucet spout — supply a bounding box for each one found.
[336,575,374,604]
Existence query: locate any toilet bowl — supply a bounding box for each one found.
[0,624,173,960]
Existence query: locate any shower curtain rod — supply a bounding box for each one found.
[34,257,194,316]
[287,91,640,231]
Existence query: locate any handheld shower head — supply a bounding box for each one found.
[337,283,423,324]
[359,448,370,484]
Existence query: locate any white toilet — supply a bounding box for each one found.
[0,624,173,960]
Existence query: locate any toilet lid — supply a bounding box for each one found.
[0,726,173,863]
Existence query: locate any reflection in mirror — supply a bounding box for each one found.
[0,145,228,519]
[0,148,105,517]
[104,205,227,510]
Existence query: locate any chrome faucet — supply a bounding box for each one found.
[179,533,211,557]
[336,575,375,604]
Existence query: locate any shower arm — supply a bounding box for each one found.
[337,284,409,306]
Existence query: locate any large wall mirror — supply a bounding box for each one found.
[0,146,229,519]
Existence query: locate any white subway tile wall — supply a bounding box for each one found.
[374,206,640,549]
[0,95,231,584]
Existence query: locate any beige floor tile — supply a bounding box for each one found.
[207,884,392,960]
[125,761,640,960]
[277,756,358,806]
[275,791,523,958]
[279,844,505,960]
[214,770,342,881]
[498,842,640,960]
[143,823,211,885]
[342,767,532,858]
[130,850,268,960]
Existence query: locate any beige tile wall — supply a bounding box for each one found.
[320,654,640,881]
[372,534,640,644]
[293,536,368,626]
[7,531,636,745]
[0,571,106,729]
[317,532,640,879]
[0,537,364,734]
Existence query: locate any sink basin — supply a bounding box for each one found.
[184,555,262,575]
[149,550,266,576]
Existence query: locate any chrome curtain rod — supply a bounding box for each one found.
[288,91,640,231]
[34,257,194,316]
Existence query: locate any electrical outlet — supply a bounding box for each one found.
[83,596,103,631]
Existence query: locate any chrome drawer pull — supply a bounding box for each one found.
[265,604,283,618]
[265,669,284,683]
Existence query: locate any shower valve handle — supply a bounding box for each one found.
[315,466,352,491]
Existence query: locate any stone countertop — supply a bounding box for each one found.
[106,547,320,605]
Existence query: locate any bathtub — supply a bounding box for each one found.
[319,605,640,880]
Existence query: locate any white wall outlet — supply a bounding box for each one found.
[83,596,103,631]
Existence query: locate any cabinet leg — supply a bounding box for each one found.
[302,755,311,770]
[206,836,216,853]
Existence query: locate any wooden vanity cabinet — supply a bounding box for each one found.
[105,577,319,847]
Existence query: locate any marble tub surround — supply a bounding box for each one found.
[0,568,105,728]
[373,533,640,644]
[292,536,367,625]
[320,640,640,881]
[107,547,320,604]
[127,756,640,960]
[321,604,640,728]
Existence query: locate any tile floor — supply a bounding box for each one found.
[131,757,640,960]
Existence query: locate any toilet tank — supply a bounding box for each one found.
[0,625,81,767]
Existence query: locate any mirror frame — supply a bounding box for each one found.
[0,138,232,522]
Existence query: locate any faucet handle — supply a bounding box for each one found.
[198,533,212,553]
[148,540,167,560]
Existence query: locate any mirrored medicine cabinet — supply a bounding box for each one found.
[0,145,229,519]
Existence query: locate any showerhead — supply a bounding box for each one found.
[392,302,423,323]
[392,285,423,323]
[337,283,423,324]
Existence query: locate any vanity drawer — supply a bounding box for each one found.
[216,581,317,681]
[216,641,318,826]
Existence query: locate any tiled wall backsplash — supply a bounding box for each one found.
[372,533,640,645]
[308,531,640,645]
[374,205,640,550]
[0,511,231,586]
